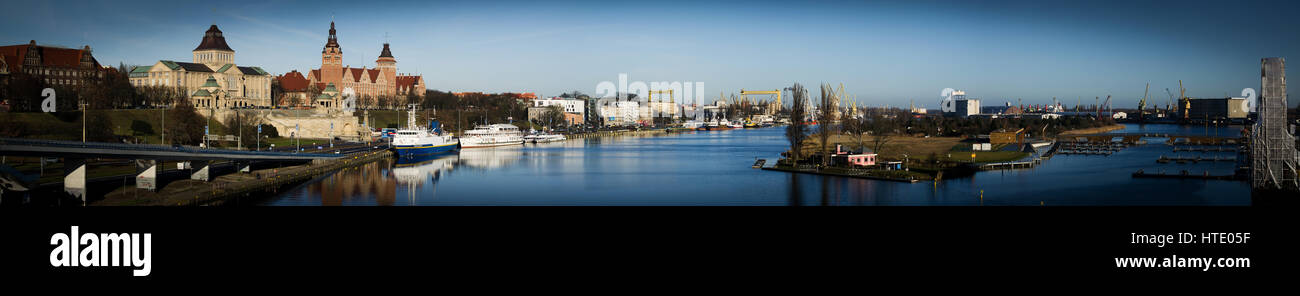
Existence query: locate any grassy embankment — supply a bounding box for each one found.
[0,109,233,143]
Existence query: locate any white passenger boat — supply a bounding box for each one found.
[528,134,567,143]
[459,124,524,148]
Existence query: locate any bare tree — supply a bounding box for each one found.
[816,83,839,166]
[869,114,894,156]
[784,83,809,165]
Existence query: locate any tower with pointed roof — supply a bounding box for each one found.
[376,43,396,94]
[321,21,343,89]
[193,25,234,68]
[129,24,272,110]
[304,20,425,107]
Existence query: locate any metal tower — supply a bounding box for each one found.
[1251,57,1299,190]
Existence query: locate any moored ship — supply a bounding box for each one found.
[392,105,460,157]
[459,124,525,148]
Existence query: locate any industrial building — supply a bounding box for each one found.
[942,90,980,118]
[1178,97,1248,122]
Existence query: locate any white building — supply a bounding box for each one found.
[599,101,640,125]
[533,97,585,115]
[941,90,981,118]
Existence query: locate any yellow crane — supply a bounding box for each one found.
[1138,83,1149,116]
[1179,80,1190,120]
[740,89,781,114]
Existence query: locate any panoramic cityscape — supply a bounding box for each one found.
[0,0,1297,207]
[4,0,1299,284]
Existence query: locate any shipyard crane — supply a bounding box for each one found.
[1164,88,1175,112]
[1100,95,1112,118]
[648,89,674,125]
[1179,80,1190,120]
[741,89,782,115]
[1138,83,1149,117]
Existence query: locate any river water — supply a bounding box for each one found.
[261,123,1251,206]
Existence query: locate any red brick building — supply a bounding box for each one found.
[305,21,425,107]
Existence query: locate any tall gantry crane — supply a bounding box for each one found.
[1138,83,1149,118]
[741,89,782,115]
[1179,80,1190,120]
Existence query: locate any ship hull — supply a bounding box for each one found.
[394,142,459,157]
[460,139,524,148]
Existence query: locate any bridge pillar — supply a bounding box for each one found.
[63,158,86,202]
[236,161,252,173]
[135,159,159,191]
[190,160,212,182]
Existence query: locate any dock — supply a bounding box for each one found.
[1131,169,1241,181]
[1156,155,1237,164]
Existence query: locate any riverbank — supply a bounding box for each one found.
[94,149,392,206]
[565,128,673,140]
[763,165,926,182]
[1058,124,1125,136]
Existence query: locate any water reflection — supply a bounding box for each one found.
[264,124,1250,206]
[393,154,461,204]
[303,160,396,206]
[459,146,524,169]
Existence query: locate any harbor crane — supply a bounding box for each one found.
[1138,83,1149,118]
[1096,95,1112,119]
[741,89,782,114]
[1179,80,1190,120]
[1164,88,1175,112]
[648,89,674,125]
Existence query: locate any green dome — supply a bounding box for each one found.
[192,89,212,97]
[322,83,338,93]
[201,75,221,88]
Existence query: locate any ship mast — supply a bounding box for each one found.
[407,103,419,130]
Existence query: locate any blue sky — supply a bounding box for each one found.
[3,0,1297,108]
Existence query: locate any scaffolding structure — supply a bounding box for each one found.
[1251,57,1299,190]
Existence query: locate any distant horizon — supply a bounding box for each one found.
[3,0,1298,108]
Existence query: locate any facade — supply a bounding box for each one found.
[1180,98,1248,120]
[830,145,876,167]
[533,97,586,115]
[952,99,980,118]
[941,90,980,118]
[642,101,679,120]
[0,40,104,88]
[306,21,425,107]
[129,25,273,108]
[599,101,640,125]
[990,128,1024,145]
[276,70,312,107]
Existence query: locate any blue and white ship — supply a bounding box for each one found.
[392,105,459,157]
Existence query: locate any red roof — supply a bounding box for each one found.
[367,69,380,82]
[396,75,420,90]
[0,42,99,73]
[277,70,309,92]
[348,67,363,82]
[310,69,321,81]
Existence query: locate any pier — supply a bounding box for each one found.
[1132,169,1242,181]
[1156,155,1236,164]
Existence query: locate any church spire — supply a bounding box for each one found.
[379,43,393,58]
[324,21,341,52]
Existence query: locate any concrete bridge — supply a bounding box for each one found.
[0,138,341,201]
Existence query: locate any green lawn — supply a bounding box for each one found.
[263,137,330,149]
[1,109,227,144]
